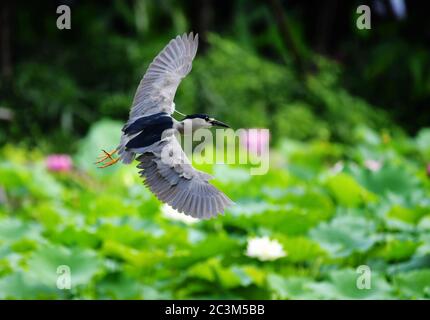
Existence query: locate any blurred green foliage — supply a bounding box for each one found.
[3,0,423,150]
[0,123,430,299]
[2,32,391,149]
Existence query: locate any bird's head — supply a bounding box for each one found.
[182,114,230,130]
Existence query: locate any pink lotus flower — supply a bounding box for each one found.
[45,154,73,172]
[240,129,270,156]
[364,159,382,172]
[330,161,344,174]
[426,164,430,177]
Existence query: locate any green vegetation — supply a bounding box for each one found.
[1,122,430,299]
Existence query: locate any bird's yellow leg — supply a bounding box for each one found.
[95,149,118,164]
[97,157,120,168]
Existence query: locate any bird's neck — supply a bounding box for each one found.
[172,119,184,134]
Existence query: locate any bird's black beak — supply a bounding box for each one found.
[210,119,230,128]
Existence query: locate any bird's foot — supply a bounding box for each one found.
[97,157,120,168]
[95,149,119,168]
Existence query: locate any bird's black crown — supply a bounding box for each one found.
[182,113,210,121]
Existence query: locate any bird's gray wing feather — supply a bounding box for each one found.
[137,136,233,219]
[117,33,197,164]
[128,32,198,121]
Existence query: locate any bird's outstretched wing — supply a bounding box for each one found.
[137,136,233,219]
[128,32,198,122]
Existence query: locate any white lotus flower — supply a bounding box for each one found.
[245,236,286,261]
[364,159,382,172]
[161,204,198,224]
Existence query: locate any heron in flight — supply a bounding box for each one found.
[96,32,233,219]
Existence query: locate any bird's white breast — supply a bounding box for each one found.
[171,102,176,114]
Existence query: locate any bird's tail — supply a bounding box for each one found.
[120,150,136,164]
[117,134,136,164]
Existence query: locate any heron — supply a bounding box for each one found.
[95,32,234,219]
